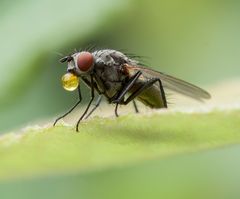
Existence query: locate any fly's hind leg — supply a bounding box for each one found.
[123,78,167,108]
[53,85,82,126]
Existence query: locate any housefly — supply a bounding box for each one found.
[53,49,211,131]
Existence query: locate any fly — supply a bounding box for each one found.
[53,49,211,131]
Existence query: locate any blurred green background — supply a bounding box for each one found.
[0,0,239,133]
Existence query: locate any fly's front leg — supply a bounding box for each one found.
[81,74,108,120]
[76,75,95,132]
[83,73,109,119]
[53,85,82,126]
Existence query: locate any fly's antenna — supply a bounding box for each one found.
[52,51,68,63]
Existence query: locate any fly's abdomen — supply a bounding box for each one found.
[130,82,165,108]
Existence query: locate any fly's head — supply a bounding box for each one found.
[59,51,95,91]
[60,51,95,76]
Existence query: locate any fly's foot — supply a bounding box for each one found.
[76,124,80,132]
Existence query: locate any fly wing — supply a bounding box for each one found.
[128,65,211,101]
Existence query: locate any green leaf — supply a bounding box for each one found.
[0,110,239,181]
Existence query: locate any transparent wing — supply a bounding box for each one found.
[128,65,211,101]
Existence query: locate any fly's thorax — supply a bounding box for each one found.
[92,49,139,67]
[92,50,137,85]
[93,64,128,98]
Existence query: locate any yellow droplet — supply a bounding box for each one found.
[61,73,79,91]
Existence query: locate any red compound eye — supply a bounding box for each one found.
[77,52,94,72]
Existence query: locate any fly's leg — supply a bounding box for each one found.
[53,86,82,126]
[112,71,142,117]
[115,103,119,117]
[76,75,95,132]
[133,100,139,113]
[112,71,142,104]
[83,73,109,119]
[123,78,168,108]
[84,95,103,119]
